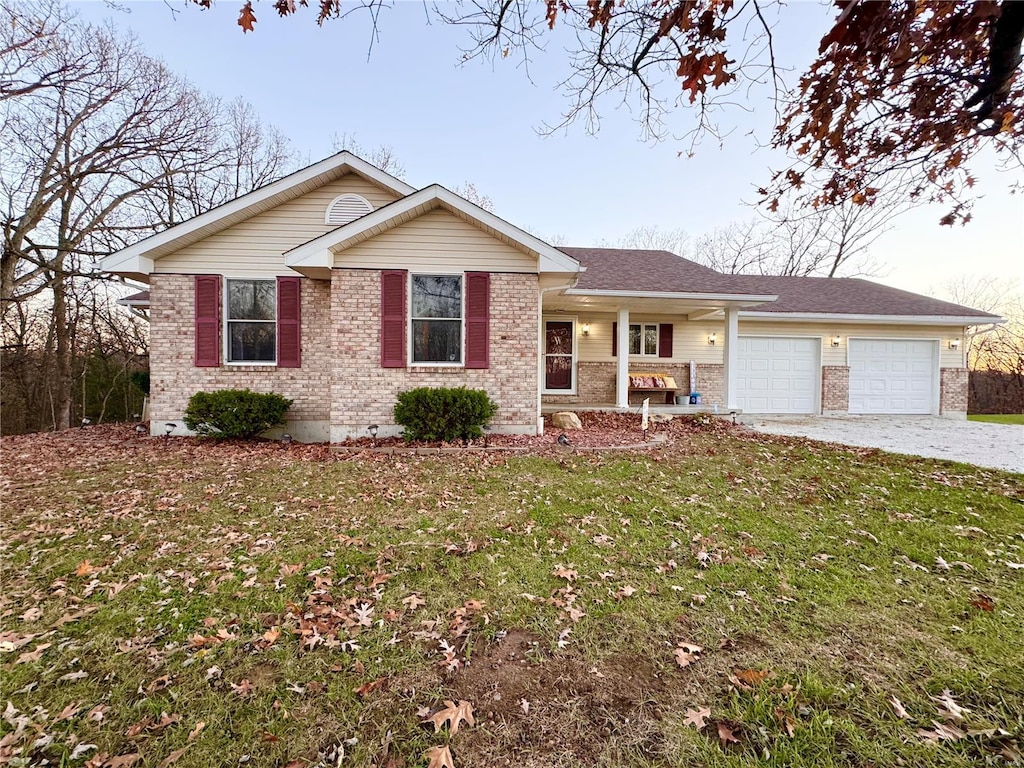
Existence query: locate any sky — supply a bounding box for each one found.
[70,0,1023,299]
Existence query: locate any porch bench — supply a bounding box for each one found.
[628,372,683,404]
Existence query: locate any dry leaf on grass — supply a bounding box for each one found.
[717,722,741,746]
[674,641,703,668]
[424,745,455,768]
[683,706,710,730]
[423,700,475,736]
[890,696,910,719]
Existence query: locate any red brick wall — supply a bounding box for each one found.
[822,366,850,413]
[940,367,969,415]
[149,274,333,440]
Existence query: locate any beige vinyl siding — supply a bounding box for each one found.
[741,321,965,368]
[566,314,966,368]
[155,175,399,277]
[335,209,538,273]
[572,313,723,364]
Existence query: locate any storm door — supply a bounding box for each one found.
[543,319,575,393]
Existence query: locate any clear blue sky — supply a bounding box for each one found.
[73,0,1022,296]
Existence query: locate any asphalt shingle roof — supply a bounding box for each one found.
[559,247,1000,319]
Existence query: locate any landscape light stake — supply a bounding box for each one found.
[135,424,147,437]
[281,433,293,446]
[368,424,378,447]
[80,417,91,429]
[164,423,175,439]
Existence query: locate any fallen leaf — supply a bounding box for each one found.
[354,677,389,697]
[674,641,703,668]
[890,696,910,719]
[423,700,475,736]
[683,706,710,730]
[21,607,42,622]
[188,721,205,741]
[402,593,426,611]
[775,707,797,737]
[231,678,253,697]
[156,747,188,768]
[75,560,100,577]
[932,689,969,722]
[106,754,142,768]
[424,745,455,768]
[15,642,51,664]
[969,594,995,612]
[717,721,741,746]
[733,668,773,687]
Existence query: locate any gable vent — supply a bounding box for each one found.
[325,193,373,225]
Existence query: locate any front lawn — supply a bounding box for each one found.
[968,413,1024,425]
[2,421,1022,767]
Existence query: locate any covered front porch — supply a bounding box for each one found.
[539,289,775,413]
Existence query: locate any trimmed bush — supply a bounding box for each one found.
[184,389,293,440]
[393,386,497,442]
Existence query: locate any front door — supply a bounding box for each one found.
[544,320,575,393]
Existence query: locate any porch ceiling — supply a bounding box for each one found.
[543,292,763,317]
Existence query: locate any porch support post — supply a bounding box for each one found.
[616,308,630,408]
[723,307,739,410]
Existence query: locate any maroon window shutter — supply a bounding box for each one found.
[194,274,221,367]
[465,272,490,369]
[381,269,407,368]
[277,276,301,368]
[612,322,618,357]
[659,323,673,358]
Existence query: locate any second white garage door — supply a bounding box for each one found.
[736,337,819,414]
[848,339,937,414]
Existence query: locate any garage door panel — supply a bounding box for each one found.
[848,339,936,415]
[736,336,819,414]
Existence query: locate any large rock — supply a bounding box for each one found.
[551,411,583,430]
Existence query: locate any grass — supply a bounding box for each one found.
[1,421,1022,768]
[968,413,1024,425]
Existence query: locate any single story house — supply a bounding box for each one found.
[101,152,1001,441]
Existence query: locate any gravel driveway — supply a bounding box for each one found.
[742,415,1024,473]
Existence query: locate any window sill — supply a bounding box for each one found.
[409,365,465,373]
[220,363,281,372]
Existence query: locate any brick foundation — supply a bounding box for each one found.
[822,366,850,414]
[940,367,969,418]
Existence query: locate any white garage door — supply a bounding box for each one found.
[736,337,819,414]
[848,339,937,414]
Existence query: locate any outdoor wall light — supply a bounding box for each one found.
[708,333,717,346]
[164,422,176,437]
[949,338,961,350]
[581,323,590,337]
[831,335,842,348]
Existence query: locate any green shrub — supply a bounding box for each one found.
[393,386,497,442]
[184,389,292,440]
[129,371,150,395]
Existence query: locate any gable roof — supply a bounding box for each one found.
[285,185,582,277]
[559,247,1002,322]
[100,152,415,280]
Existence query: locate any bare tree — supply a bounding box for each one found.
[0,7,260,430]
[617,225,692,258]
[331,132,406,179]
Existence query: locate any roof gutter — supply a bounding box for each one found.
[564,288,778,304]
[739,311,1005,325]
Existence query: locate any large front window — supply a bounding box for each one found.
[227,279,276,363]
[629,323,658,356]
[411,274,462,364]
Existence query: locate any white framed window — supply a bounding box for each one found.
[410,274,463,364]
[629,323,659,356]
[226,278,276,363]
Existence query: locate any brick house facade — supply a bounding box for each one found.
[103,153,997,438]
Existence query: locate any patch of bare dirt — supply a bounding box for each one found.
[445,630,670,767]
